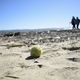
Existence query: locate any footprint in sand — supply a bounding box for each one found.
[67,57,80,62]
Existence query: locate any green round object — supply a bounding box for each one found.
[30,46,42,58]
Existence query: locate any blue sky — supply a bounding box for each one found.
[0,0,80,30]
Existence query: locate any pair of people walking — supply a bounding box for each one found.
[71,16,80,29]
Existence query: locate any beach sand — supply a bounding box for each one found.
[0,29,80,80]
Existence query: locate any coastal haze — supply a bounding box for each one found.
[0,0,80,80]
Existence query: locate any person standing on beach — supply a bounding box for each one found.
[71,16,76,29]
[76,17,80,29]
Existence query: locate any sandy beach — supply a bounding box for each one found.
[0,29,80,80]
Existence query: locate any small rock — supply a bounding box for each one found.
[37,64,43,68]
[34,60,39,63]
[0,53,2,55]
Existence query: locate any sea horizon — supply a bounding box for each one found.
[0,27,69,32]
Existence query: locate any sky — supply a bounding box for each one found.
[0,0,80,30]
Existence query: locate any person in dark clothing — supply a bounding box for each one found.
[71,16,76,29]
[76,17,80,29]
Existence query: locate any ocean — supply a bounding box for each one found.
[0,28,64,32]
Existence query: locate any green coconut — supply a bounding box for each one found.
[30,46,42,58]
